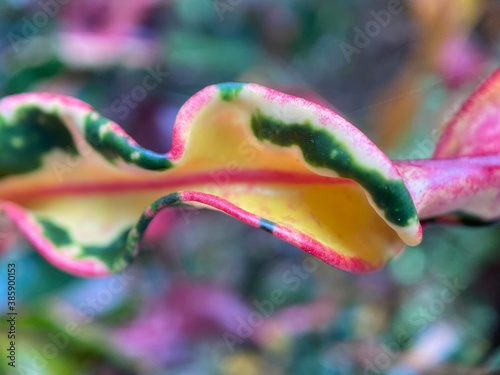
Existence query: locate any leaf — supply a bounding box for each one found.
[0,84,420,276]
[434,67,500,158]
[395,67,500,223]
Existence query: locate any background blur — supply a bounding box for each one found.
[1,0,500,374]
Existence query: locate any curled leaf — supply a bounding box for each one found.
[0,84,421,276]
[397,67,500,222]
[434,68,500,158]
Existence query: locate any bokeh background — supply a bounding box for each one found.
[1,0,500,374]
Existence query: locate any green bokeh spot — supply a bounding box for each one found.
[389,247,426,285]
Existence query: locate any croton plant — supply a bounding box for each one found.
[0,67,499,277]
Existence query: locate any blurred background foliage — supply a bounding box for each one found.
[0,0,500,374]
